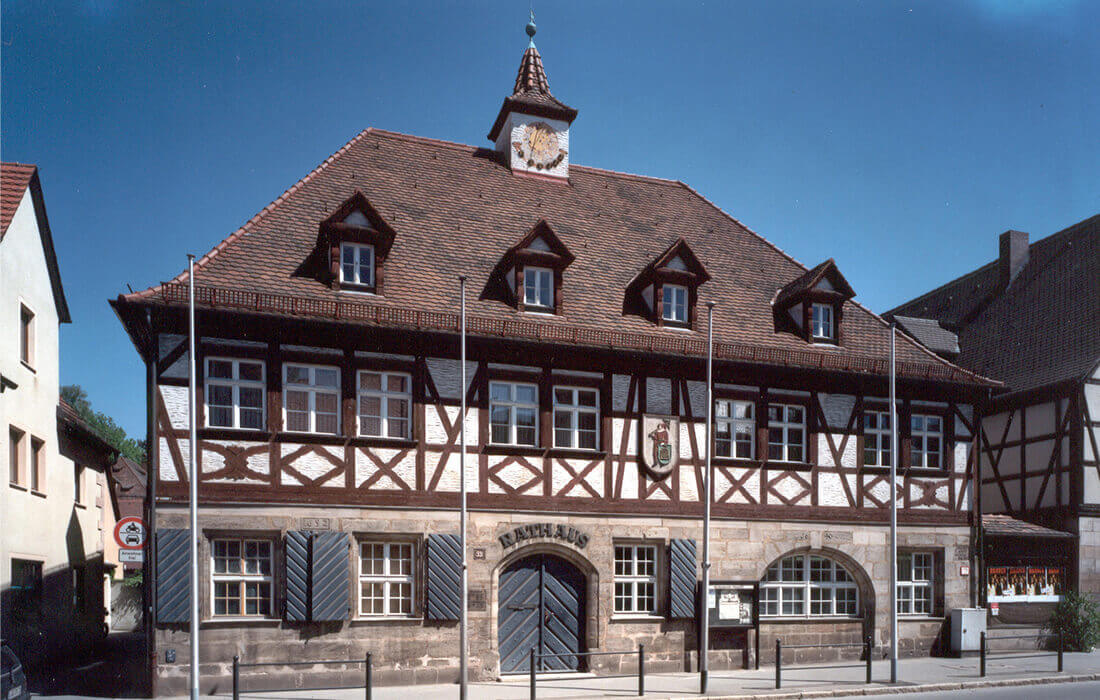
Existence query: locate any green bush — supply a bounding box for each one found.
[1044,591,1100,651]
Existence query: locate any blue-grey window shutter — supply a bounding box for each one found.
[155,528,190,624]
[426,534,461,620]
[669,539,697,619]
[284,531,310,622]
[309,531,351,621]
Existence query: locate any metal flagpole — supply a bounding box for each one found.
[889,322,898,684]
[187,254,200,700]
[459,276,468,700]
[701,301,715,694]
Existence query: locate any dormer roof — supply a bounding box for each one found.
[775,258,855,309]
[503,219,575,268]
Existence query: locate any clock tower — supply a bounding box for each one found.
[488,15,577,180]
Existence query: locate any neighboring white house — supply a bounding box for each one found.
[1,162,118,679]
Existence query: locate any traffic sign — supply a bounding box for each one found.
[115,516,147,550]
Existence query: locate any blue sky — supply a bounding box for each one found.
[3,1,1097,437]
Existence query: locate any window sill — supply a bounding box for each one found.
[350,616,423,625]
[898,615,944,622]
[483,444,544,457]
[337,285,378,296]
[200,427,272,441]
[75,502,87,510]
[763,462,812,472]
[9,481,28,492]
[202,617,282,628]
[860,465,951,477]
[547,447,606,459]
[349,436,417,449]
[610,614,665,623]
[20,360,36,373]
[30,489,47,499]
[760,617,862,624]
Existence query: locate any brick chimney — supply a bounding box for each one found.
[998,230,1029,288]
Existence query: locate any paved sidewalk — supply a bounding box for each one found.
[39,650,1100,700]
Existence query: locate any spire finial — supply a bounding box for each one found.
[526,9,537,47]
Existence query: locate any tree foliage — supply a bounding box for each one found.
[1045,590,1100,651]
[61,384,146,463]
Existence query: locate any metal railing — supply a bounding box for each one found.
[979,631,1063,677]
[528,646,646,699]
[231,654,372,700]
[774,637,873,689]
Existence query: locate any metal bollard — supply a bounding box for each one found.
[365,652,372,700]
[232,655,240,700]
[775,639,782,689]
[529,648,537,700]
[865,636,872,684]
[638,644,645,696]
[1058,632,1064,672]
[980,631,986,677]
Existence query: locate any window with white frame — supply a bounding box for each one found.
[206,358,266,429]
[489,381,538,446]
[760,554,858,618]
[897,552,934,615]
[863,409,892,467]
[553,387,598,449]
[715,399,754,459]
[524,266,554,310]
[614,544,657,614]
[662,284,688,324]
[910,414,943,468]
[211,539,273,617]
[357,371,411,439]
[283,364,340,434]
[340,242,375,288]
[767,403,805,462]
[811,303,834,340]
[359,542,413,616]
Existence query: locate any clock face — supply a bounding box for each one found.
[512,122,567,171]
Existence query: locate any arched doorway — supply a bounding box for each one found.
[498,553,586,673]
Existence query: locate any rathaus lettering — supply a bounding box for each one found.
[499,523,589,549]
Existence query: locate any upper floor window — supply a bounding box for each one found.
[811,303,834,341]
[357,371,411,439]
[29,436,43,492]
[524,267,554,310]
[863,410,892,467]
[715,399,755,459]
[761,554,858,618]
[212,539,273,617]
[489,381,538,446]
[74,463,85,504]
[340,242,375,288]
[206,358,265,430]
[614,544,657,614]
[910,414,942,468]
[9,426,24,485]
[897,552,934,615]
[767,403,805,463]
[359,542,413,617]
[553,387,598,449]
[19,303,34,367]
[284,364,340,435]
[662,284,688,325]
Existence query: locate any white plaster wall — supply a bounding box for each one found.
[486,455,536,495]
[160,385,190,430]
[495,112,571,179]
[425,406,478,447]
[431,451,479,493]
[611,417,637,456]
[280,444,344,487]
[551,458,603,497]
[355,447,415,490]
[819,472,847,506]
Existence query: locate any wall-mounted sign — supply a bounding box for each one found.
[302,517,331,530]
[641,415,680,479]
[704,580,758,629]
[468,588,487,612]
[498,523,589,549]
[986,566,1063,603]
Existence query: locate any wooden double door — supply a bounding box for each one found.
[498,554,586,673]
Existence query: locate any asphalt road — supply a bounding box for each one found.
[836,680,1100,699]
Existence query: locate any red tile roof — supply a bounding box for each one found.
[983,514,1074,539]
[118,128,997,388]
[1,162,37,238]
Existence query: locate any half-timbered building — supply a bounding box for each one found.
[112,23,998,694]
[891,215,1100,623]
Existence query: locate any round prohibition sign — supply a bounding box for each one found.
[114,516,147,550]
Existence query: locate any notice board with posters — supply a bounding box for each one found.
[704,580,759,628]
[986,565,1064,603]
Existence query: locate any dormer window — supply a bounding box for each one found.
[811,303,834,341]
[340,243,375,289]
[317,192,397,295]
[773,259,855,345]
[524,266,554,310]
[626,238,710,329]
[662,284,688,325]
[494,220,575,315]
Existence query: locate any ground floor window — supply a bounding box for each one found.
[359,542,413,616]
[614,544,656,614]
[897,552,934,615]
[10,559,42,612]
[211,539,273,617]
[761,554,858,618]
